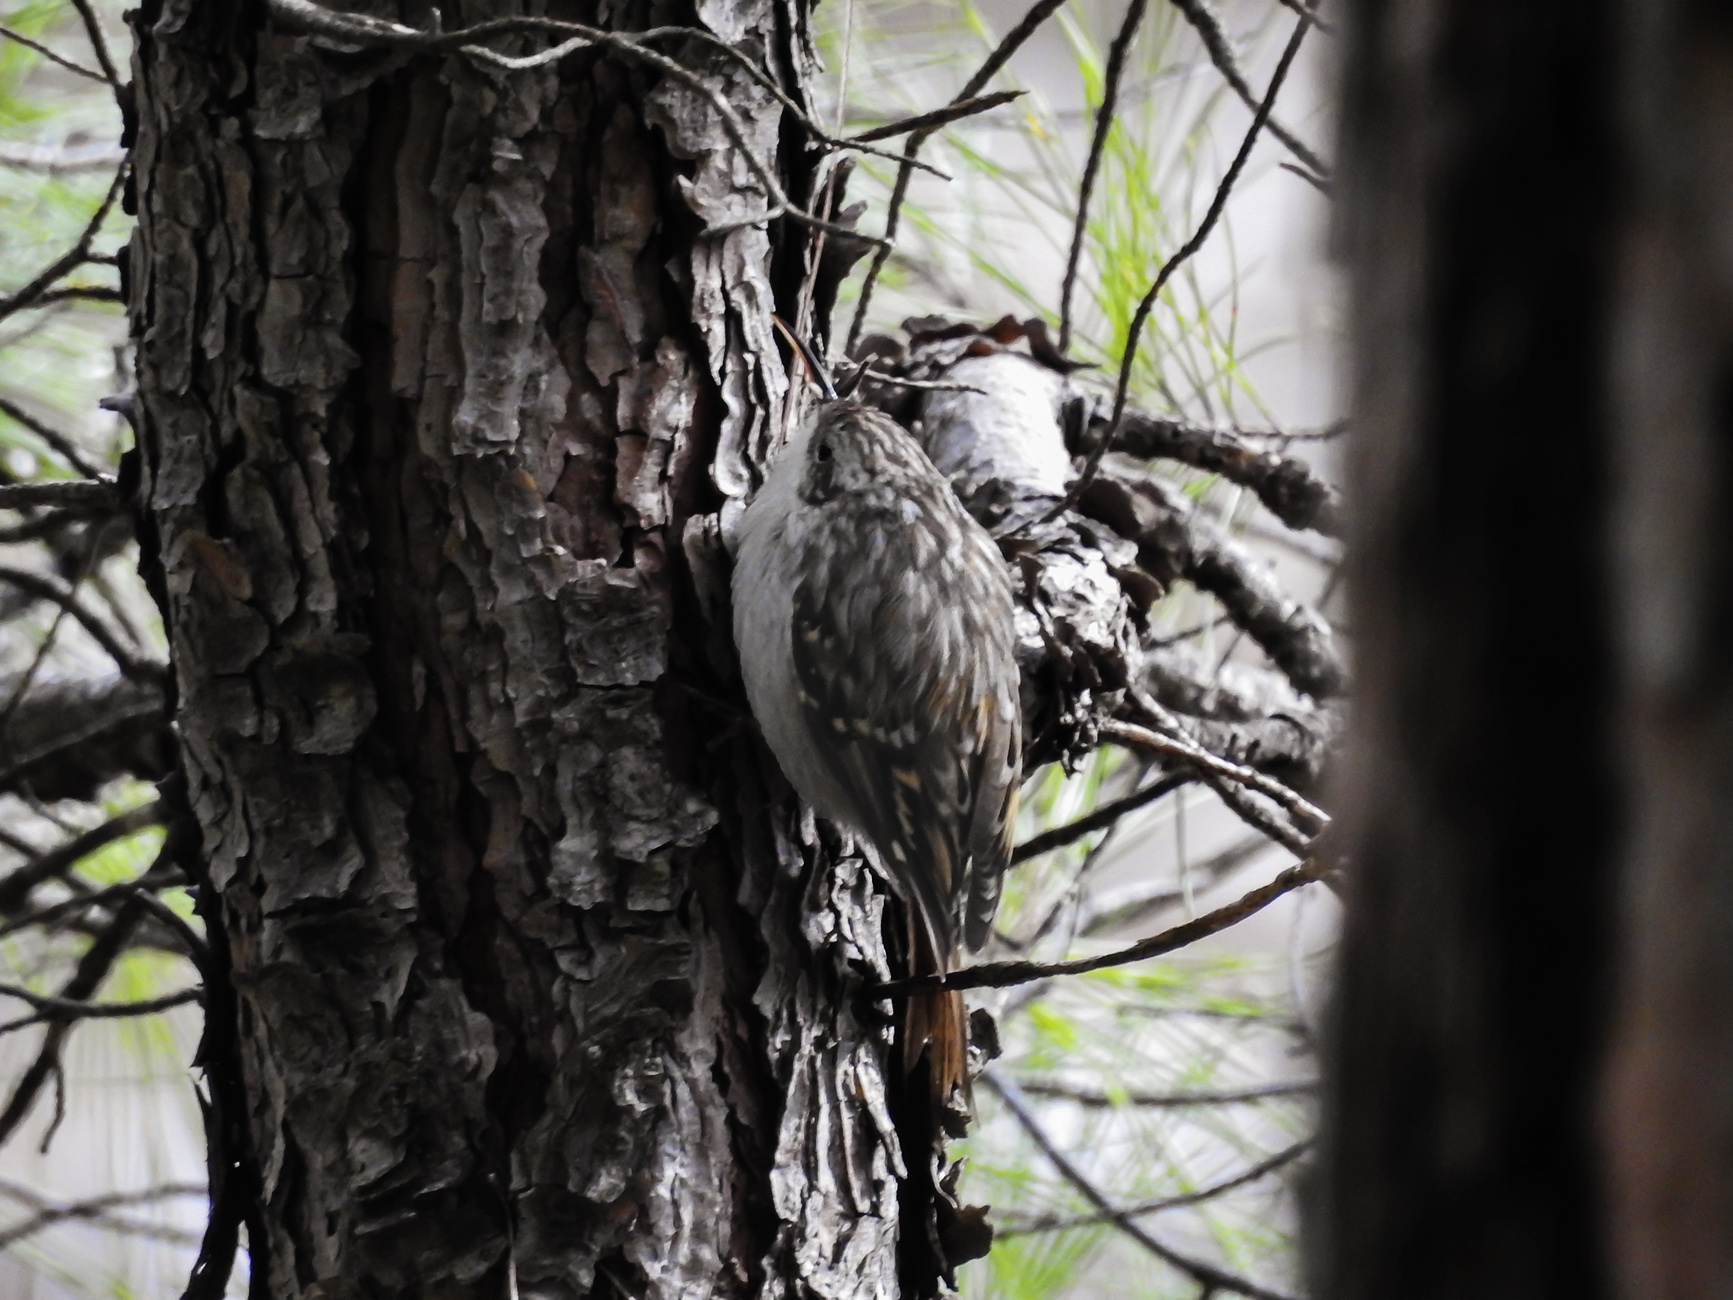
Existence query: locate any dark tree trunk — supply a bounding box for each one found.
[129,3,939,1296]
[1600,7,1733,1294]
[1317,1,1733,1296]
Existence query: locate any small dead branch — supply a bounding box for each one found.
[0,1179,206,1251]
[1014,1078,1316,1108]
[1078,408,1343,536]
[1045,4,1317,521]
[0,25,105,82]
[0,480,119,511]
[849,90,1025,144]
[0,565,163,682]
[878,857,1323,994]
[0,895,149,1150]
[0,164,125,325]
[1167,0,1329,179]
[994,1137,1310,1236]
[0,800,165,913]
[984,1071,1302,1300]
[1059,0,1149,353]
[847,0,1070,352]
[1013,771,1191,864]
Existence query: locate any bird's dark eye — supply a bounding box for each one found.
[815,442,833,462]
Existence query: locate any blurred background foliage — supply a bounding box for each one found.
[0,1,1341,1296]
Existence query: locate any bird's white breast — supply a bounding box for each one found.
[732,425,865,832]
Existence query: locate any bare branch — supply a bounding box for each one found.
[984,1071,1301,1300]
[848,90,1025,144]
[0,800,165,913]
[0,983,200,1025]
[0,1179,206,1251]
[0,164,125,325]
[1077,408,1343,535]
[878,857,1323,994]
[0,479,118,511]
[1059,0,1148,354]
[0,895,148,1149]
[1167,0,1329,179]
[1085,467,1347,697]
[1103,713,1328,829]
[28,284,123,308]
[1014,771,1190,863]
[995,1138,1311,1236]
[0,140,126,173]
[0,25,105,82]
[0,672,170,802]
[0,565,163,682]
[0,504,116,545]
[0,391,106,479]
[67,0,123,88]
[1272,0,1333,31]
[1201,770,1312,857]
[846,0,1069,352]
[1014,1077,1316,1107]
[1043,3,1315,522]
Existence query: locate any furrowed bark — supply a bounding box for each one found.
[130,3,929,1296]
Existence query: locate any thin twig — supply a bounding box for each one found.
[1041,3,1314,523]
[67,0,122,88]
[1203,771,1311,857]
[1015,1077,1316,1107]
[0,506,105,545]
[0,896,147,1149]
[984,1071,1301,1300]
[0,800,165,913]
[29,284,123,308]
[995,1139,1310,1236]
[848,89,1024,143]
[1167,0,1328,178]
[846,0,1069,353]
[0,392,104,479]
[878,857,1323,994]
[0,984,201,1026]
[1271,0,1333,33]
[0,479,118,511]
[1059,0,1148,354]
[0,521,105,738]
[1279,160,1329,193]
[0,25,105,82]
[0,566,162,682]
[852,364,988,395]
[1104,712,1327,829]
[1014,771,1190,863]
[0,1180,206,1251]
[0,140,127,173]
[1080,408,1343,535]
[0,164,125,325]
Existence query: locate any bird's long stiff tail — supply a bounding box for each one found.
[903,919,968,1104]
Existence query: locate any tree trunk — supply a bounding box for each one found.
[1316,1,1733,1296]
[1600,5,1733,1293]
[129,3,944,1296]
[1309,1,1619,1296]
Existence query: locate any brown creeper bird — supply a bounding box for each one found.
[732,396,1022,1102]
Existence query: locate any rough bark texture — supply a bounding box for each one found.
[1310,1,1619,1296]
[129,3,920,1297]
